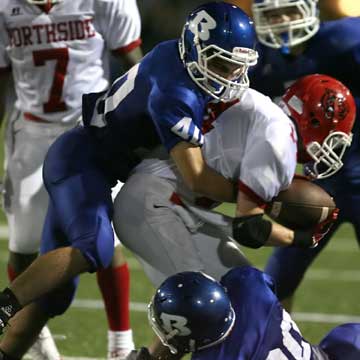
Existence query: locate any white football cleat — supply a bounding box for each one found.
[26,325,61,360]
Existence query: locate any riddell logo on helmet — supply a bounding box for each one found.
[321,89,349,121]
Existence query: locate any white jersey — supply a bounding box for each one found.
[0,0,141,124]
[134,89,298,204]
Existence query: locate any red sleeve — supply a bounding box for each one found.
[238,180,267,208]
[111,38,142,55]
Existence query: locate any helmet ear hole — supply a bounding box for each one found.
[311,118,320,128]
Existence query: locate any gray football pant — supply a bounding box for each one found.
[113,173,250,287]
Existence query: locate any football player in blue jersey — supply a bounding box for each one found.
[248,0,360,310]
[0,2,262,358]
[126,267,360,360]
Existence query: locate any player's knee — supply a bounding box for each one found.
[38,277,79,317]
[68,211,115,271]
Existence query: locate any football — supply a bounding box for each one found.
[265,176,336,230]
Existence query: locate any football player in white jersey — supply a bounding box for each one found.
[112,74,354,360]
[0,0,142,359]
[113,73,354,298]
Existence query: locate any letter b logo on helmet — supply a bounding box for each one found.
[160,313,191,336]
[189,10,217,41]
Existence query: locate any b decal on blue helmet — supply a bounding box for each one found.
[160,313,191,337]
[189,10,217,41]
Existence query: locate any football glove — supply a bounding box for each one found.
[293,207,339,248]
[311,207,339,247]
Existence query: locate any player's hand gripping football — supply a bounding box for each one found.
[311,207,339,247]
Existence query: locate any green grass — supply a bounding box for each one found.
[0,205,359,357]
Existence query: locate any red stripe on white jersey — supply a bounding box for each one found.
[238,180,266,208]
[112,39,142,55]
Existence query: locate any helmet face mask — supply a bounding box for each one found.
[179,2,258,102]
[304,131,353,179]
[280,74,356,179]
[252,0,319,52]
[186,43,258,101]
[148,271,236,354]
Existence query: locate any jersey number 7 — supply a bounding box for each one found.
[32,48,69,113]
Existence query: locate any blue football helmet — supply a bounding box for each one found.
[252,0,319,52]
[148,271,235,354]
[179,2,258,102]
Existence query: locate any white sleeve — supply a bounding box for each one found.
[239,120,297,202]
[95,0,141,52]
[0,12,10,69]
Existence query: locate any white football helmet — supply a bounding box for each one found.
[252,0,319,51]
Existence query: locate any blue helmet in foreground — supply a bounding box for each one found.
[179,2,258,102]
[148,271,235,354]
[252,0,319,52]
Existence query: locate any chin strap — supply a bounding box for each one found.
[280,33,291,55]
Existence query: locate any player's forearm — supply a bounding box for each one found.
[265,222,294,246]
[170,142,237,203]
[266,222,316,248]
[190,165,236,203]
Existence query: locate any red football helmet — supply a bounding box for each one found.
[280,74,356,179]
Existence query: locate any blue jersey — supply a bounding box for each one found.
[82,39,210,181]
[192,267,316,360]
[250,17,360,191]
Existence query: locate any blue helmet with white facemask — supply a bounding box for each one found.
[252,0,319,53]
[179,2,258,102]
[148,271,235,354]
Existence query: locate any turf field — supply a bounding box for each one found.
[0,204,359,358]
